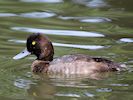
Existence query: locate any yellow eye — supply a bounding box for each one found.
[32,41,36,45]
[33,92,37,96]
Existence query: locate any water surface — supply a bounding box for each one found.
[0,0,133,100]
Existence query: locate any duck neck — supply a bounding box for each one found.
[38,41,54,61]
[38,55,53,61]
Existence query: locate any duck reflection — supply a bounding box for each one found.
[27,78,56,100]
[26,72,115,99]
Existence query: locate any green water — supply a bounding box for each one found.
[0,0,133,100]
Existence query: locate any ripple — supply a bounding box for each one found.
[25,72,32,78]
[110,84,129,87]
[54,83,93,88]
[11,27,104,37]
[20,0,63,3]
[53,42,105,50]
[0,13,17,17]
[120,38,133,43]
[8,39,26,43]
[14,79,33,89]
[84,92,95,97]
[55,93,80,97]
[20,12,55,18]
[80,17,111,23]
[8,39,105,50]
[58,16,79,20]
[72,0,108,8]
[96,88,112,92]
[86,0,107,8]
[59,16,111,23]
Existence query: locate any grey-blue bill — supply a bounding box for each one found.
[13,49,31,60]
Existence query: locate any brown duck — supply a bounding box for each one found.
[13,33,126,74]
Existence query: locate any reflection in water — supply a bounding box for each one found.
[84,92,95,97]
[27,80,55,99]
[0,12,55,18]
[96,88,112,92]
[24,72,115,99]
[120,38,133,43]
[20,12,56,18]
[55,93,80,97]
[0,13,17,17]
[59,16,111,23]
[53,42,105,50]
[11,27,105,37]
[40,72,115,80]
[80,17,111,23]
[86,0,107,8]
[9,39,105,50]
[14,79,33,89]
[110,83,129,86]
[20,0,63,3]
[26,75,87,99]
[73,0,108,8]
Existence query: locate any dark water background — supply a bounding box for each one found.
[0,0,133,100]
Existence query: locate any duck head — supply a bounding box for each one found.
[13,33,54,61]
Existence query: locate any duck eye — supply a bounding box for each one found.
[32,41,36,45]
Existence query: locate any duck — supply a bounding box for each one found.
[13,33,126,74]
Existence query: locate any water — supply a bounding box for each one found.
[0,0,133,99]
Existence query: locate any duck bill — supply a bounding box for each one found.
[13,49,31,60]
